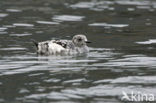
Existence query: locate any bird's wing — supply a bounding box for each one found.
[53,40,70,48]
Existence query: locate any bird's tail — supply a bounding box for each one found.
[31,39,38,49]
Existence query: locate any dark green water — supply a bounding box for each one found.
[0,0,156,103]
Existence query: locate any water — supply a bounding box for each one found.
[0,0,156,102]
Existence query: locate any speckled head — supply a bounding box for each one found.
[72,34,91,47]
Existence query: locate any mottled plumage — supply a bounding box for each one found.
[33,34,91,55]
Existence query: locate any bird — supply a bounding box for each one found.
[32,34,91,55]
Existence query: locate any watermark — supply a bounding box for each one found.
[121,91,155,102]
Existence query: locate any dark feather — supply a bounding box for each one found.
[54,40,67,48]
[31,39,38,48]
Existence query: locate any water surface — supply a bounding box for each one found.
[0,0,156,103]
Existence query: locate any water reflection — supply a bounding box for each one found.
[10,33,32,37]
[6,9,22,13]
[89,23,129,28]
[136,39,156,44]
[104,55,156,68]
[0,0,156,102]
[36,21,60,25]
[53,15,85,22]
[0,13,8,18]
[13,23,34,27]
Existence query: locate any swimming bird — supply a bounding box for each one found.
[32,34,91,55]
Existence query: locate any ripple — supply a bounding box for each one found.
[3,55,42,60]
[63,78,87,84]
[0,27,7,31]
[0,47,109,75]
[3,25,16,28]
[70,2,95,9]
[137,6,151,9]
[89,23,129,28]
[116,0,151,6]
[44,78,60,83]
[10,33,32,37]
[0,63,28,71]
[0,32,8,34]
[127,8,135,11]
[36,21,60,25]
[0,0,156,102]
[0,13,8,18]
[19,88,29,94]
[104,55,156,68]
[136,39,156,44]
[94,76,156,84]
[88,48,118,60]
[52,15,85,22]
[56,59,97,63]
[26,91,84,100]
[69,1,114,11]
[62,84,156,97]
[69,0,155,12]
[0,65,48,75]
[0,47,27,51]
[13,23,34,27]
[0,47,115,76]
[6,9,22,12]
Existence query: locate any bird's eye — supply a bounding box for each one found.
[78,38,82,41]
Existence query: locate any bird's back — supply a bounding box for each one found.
[36,40,75,55]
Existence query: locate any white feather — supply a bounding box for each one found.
[48,42,65,54]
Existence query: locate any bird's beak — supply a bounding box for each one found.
[85,41,91,43]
